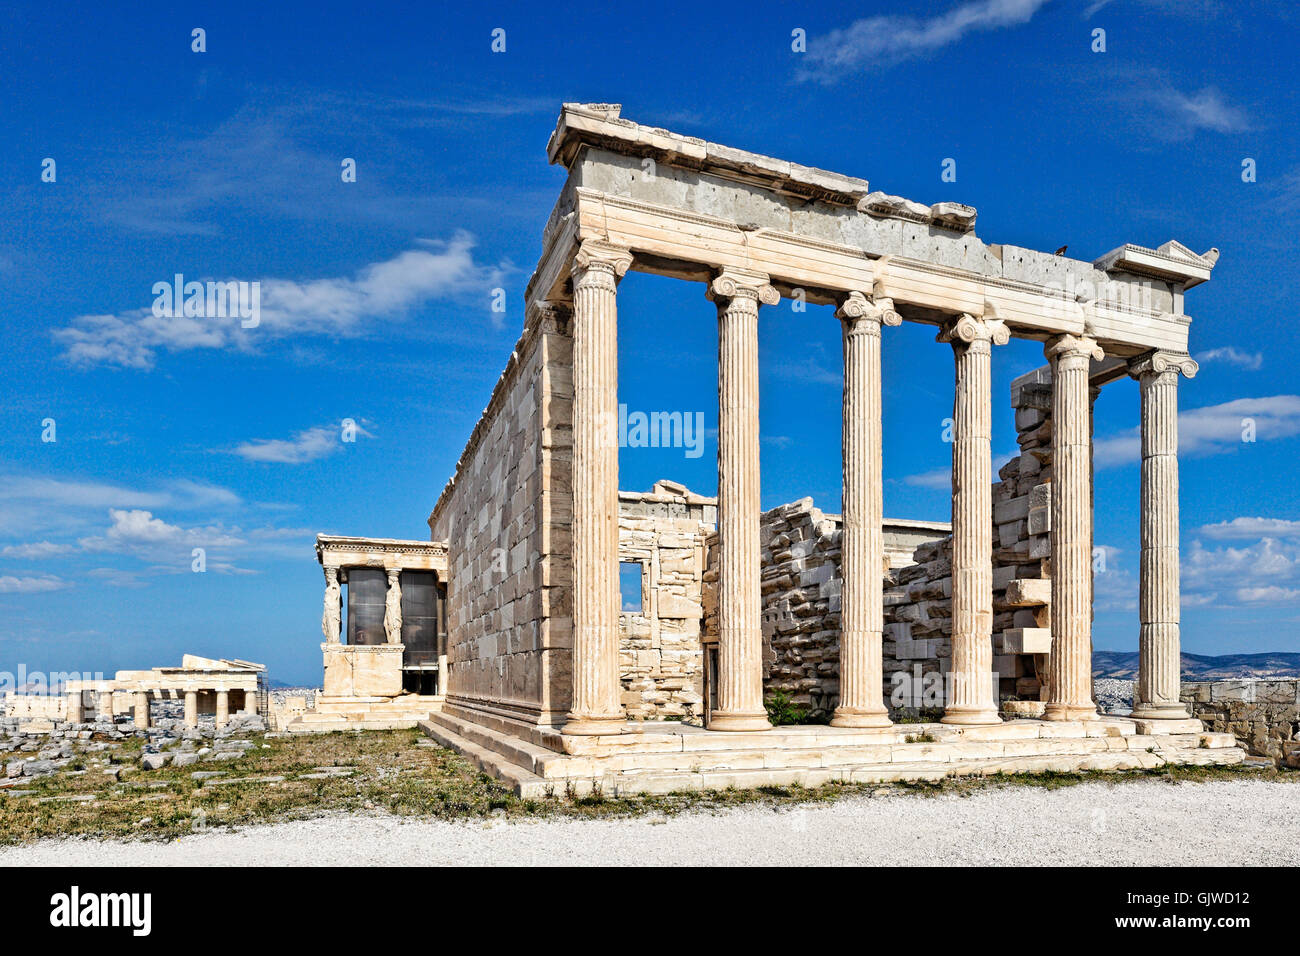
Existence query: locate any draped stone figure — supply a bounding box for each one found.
[322,567,341,643]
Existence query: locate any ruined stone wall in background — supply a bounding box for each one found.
[1183,679,1300,766]
[617,482,714,721]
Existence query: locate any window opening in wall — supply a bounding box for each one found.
[619,561,644,612]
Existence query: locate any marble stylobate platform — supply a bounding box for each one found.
[421,705,1245,798]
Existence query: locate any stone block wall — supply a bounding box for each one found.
[1182,679,1300,766]
[702,500,950,722]
[617,481,714,720]
[429,306,574,725]
[3,694,67,720]
[884,370,1058,710]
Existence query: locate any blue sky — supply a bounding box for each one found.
[1,0,1297,684]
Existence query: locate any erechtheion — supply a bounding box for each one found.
[285,103,1244,793]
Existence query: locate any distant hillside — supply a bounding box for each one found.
[1093,651,1300,680]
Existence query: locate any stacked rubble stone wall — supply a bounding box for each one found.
[617,481,714,720]
[1182,679,1300,767]
[696,368,1062,721]
[702,500,952,722]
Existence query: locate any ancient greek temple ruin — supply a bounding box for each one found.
[288,103,1244,792]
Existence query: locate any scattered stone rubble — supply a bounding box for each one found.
[0,698,267,786]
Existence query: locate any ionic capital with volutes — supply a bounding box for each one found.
[707,269,779,307]
[1127,350,1199,381]
[1044,332,1104,366]
[573,240,634,288]
[939,313,1010,350]
[836,290,901,331]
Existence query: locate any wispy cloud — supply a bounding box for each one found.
[1118,77,1251,141]
[1093,395,1300,468]
[53,235,505,370]
[0,476,240,512]
[901,453,1014,490]
[0,574,70,594]
[230,421,373,465]
[1196,346,1263,370]
[767,356,841,386]
[0,541,77,559]
[1198,517,1300,540]
[74,509,311,576]
[799,0,1051,82]
[1084,0,1225,18]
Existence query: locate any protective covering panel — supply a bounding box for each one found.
[400,570,442,667]
[346,568,386,646]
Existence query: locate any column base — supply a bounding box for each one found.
[830,707,892,729]
[562,714,625,736]
[707,710,773,732]
[1130,703,1190,720]
[1131,716,1203,735]
[940,707,1002,726]
[1042,702,1099,722]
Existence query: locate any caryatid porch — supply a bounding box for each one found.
[537,103,1216,737]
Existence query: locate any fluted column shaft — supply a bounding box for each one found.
[708,270,778,732]
[1130,352,1197,719]
[1044,334,1104,721]
[564,242,632,735]
[832,292,898,728]
[133,691,150,729]
[215,689,229,729]
[184,689,198,728]
[941,315,1007,725]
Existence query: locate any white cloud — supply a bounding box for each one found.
[0,475,240,512]
[1196,347,1263,370]
[1182,537,1300,607]
[1198,517,1300,540]
[1235,585,1300,605]
[231,422,373,464]
[0,575,70,594]
[1093,395,1300,469]
[800,0,1050,81]
[0,541,76,559]
[903,467,952,490]
[1123,80,1250,140]
[1084,0,1226,18]
[901,453,1013,490]
[62,509,313,578]
[54,235,504,370]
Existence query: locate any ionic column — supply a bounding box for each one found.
[940,314,1008,725]
[832,291,899,728]
[564,241,632,736]
[1129,351,1198,719]
[98,690,114,719]
[244,688,258,715]
[66,691,83,724]
[322,567,341,644]
[707,270,778,732]
[133,691,151,729]
[383,568,403,645]
[1043,333,1104,721]
[184,690,198,728]
[215,689,229,729]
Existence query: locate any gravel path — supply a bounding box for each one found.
[3,778,1294,866]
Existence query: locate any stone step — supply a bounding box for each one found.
[417,719,554,799]
[553,745,1245,798]
[422,710,562,776]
